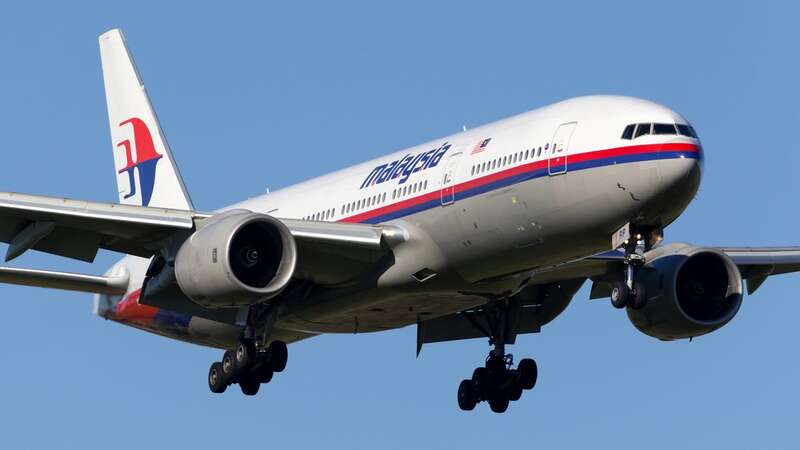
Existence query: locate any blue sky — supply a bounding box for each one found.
[1,1,799,449]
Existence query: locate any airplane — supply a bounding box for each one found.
[1,28,798,414]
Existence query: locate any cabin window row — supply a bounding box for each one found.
[470,144,548,177]
[303,208,335,222]
[621,123,698,140]
[392,180,428,201]
[341,192,388,216]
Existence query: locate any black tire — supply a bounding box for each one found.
[472,367,487,398]
[240,377,260,396]
[457,379,477,411]
[234,339,256,372]
[268,341,288,373]
[629,282,648,310]
[611,282,629,309]
[488,395,509,413]
[518,358,538,390]
[257,364,274,383]
[208,362,227,394]
[508,382,523,401]
[222,350,237,383]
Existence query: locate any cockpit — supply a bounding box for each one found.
[621,123,698,140]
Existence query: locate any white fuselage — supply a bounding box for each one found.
[97,95,703,349]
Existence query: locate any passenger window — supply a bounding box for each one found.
[634,123,651,138]
[525,150,529,159]
[424,180,428,190]
[621,124,635,140]
[653,123,677,135]
[537,146,542,157]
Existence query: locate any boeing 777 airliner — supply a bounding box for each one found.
[0,29,797,413]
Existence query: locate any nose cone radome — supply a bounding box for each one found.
[656,140,703,214]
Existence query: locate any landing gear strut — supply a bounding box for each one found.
[208,300,289,396]
[456,300,538,413]
[609,224,661,310]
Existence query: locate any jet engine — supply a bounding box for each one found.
[627,244,743,340]
[174,210,297,309]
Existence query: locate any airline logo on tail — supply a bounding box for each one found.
[115,117,163,206]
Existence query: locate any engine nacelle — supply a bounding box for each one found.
[175,210,297,309]
[627,244,743,340]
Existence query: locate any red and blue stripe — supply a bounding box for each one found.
[341,142,700,225]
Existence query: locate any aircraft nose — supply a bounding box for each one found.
[657,139,703,200]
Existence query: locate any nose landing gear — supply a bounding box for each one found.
[609,224,661,310]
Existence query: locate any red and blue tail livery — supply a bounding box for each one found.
[116,118,163,207]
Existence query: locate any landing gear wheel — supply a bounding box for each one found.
[472,367,487,397]
[268,341,288,372]
[239,377,260,396]
[256,362,274,383]
[611,282,629,309]
[222,350,237,383]
[508,382,523,402]
[234,339,256,372]
[457,380,477,411]
[518,358,538,390]
[208,362,227,394]
[629,283,647,310]
[488,395,510,413]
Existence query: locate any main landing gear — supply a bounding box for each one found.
[208,300,289,396]
[456,300,538,413]
[457,353,538,413]
[208,339,288,395]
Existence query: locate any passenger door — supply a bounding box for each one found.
[548,122,577,175]
[440,152,462,206]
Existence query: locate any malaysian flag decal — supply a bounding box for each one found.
[471,138,492,155]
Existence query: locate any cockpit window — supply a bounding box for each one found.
[676,124,698,138]
[653,123,677,135]
[621,124,635,140]
[622,122,698,140]
[634,123,651,138]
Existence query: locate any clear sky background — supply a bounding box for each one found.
[1,1,799,449]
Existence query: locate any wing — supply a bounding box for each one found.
[0,191,404,289]
[418,245,800,348]
[0,191,195,262]
[717,247,800,294]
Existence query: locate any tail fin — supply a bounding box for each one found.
[98,29,193,210]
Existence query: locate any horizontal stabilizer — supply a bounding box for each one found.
[0,266,128,294]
